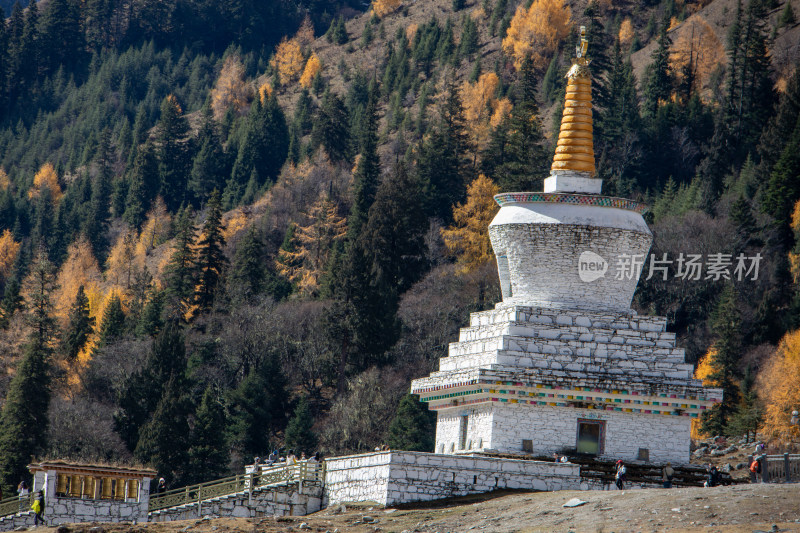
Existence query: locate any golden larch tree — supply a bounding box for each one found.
[271,38,305,84]
[691,348,718,438]
[669,15,725,99]
[441,174,500,273]
[28,162,63,202]
[758,329,800,443]
[0,168,10,191]
[138,197,172,253]
[210,54,253,120]
[295,16,315,48]
[461,73,502,154]
[0,229,20,280]
[300,53,322,89]
[502,0,571,70]
[618,18,634,46]
[276,196,347,296]
[53,237,104,324]
[258,82,273,103]
[106,230,145,288]
[372,0,402,18]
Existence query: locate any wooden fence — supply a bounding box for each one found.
[761,454,800,483]
[0,494,33,519]
[148,460,325,512]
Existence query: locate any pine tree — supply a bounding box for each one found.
[194,190,227,315]
[228,227,266,301]
[114,324,186,451]
[98,294,126,346]
[762,115,800,231]
[136,287,165,337]
[39,0,84,73]
[227,359,288,458]
[386,394,435,451]
[157,95,192,212]
[416,80,471,221]
[311,91,349,161]
[643,12,673,121]
[700,285,743,436]
[188,387,229,483]
[164,208,196,322]
[134,375,192,485]
[362,163,428,295]
[284,396,318,455]
[0,249,57,493]
[350,87,380,237]
[189,107,228,206]
[62,285,94,360]
[495,58,549,192]
[124,143,159,228]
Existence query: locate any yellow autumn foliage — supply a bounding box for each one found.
[210,54,252,120]
[691,348,718,438]
[299,53,322,89]
[441,174,500,273]
[28,162,63,202]
[502,0,571,71]
[276,196,347,296]
[618,18,634,45]
[758,329,800,443]
[258,82,273,103]
[53,237,104,324]
[461,73,508,153]
[0,168,10,191]
[669,15,725,99]
[406,23,418,43]
[106,230,145,288]
[0,229,20,280]
[138,197,172,253]
[372,0,402,18]
[271,38,305,84]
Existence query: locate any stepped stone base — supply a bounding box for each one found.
[411,305,722,465]
[323,451,582,507]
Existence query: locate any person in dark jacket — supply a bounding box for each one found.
[706,466,721,487]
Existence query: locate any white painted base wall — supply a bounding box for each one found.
[323,451,582,507]
[434,403,690,465]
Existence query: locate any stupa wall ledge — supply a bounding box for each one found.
[467,307,668,332]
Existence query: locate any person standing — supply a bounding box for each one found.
[662,462,675,488]
[17,480,29,512]
[31,491,45,526]
[614,460,626,490]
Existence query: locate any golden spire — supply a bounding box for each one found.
[551,26,595,176]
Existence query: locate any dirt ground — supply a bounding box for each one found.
[38,483,800,533]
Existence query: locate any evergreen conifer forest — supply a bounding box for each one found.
[0,0,799,492]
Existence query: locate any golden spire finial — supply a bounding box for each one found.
[550,25,596,177]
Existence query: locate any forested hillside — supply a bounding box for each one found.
[0,0,798,492]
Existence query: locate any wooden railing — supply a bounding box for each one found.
[0,493,34,519]
[148,461,325,513]
[762,454,800,483]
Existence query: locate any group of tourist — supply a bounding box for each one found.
[9,480,45,526]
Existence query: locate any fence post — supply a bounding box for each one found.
[785,453,791,483]
[198,482,203,518]
[761,456,770,483]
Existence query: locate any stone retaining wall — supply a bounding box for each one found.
[0,511,35,532]
[148,484,323,522]
[45,497,145,526]
[323,451,582,507]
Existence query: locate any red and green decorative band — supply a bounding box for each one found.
[493,192,648,214]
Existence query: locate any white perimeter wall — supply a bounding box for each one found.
[436,404,691,464]
[324,451,581,507]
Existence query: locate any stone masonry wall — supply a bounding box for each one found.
[489,221,652,313]
[0,511,35,532]
[434,403,690,465]
[149,484,323,522]
[46,497,144,526]
[324,451,582,507]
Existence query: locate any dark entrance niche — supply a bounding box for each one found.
[576,418,605,455]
